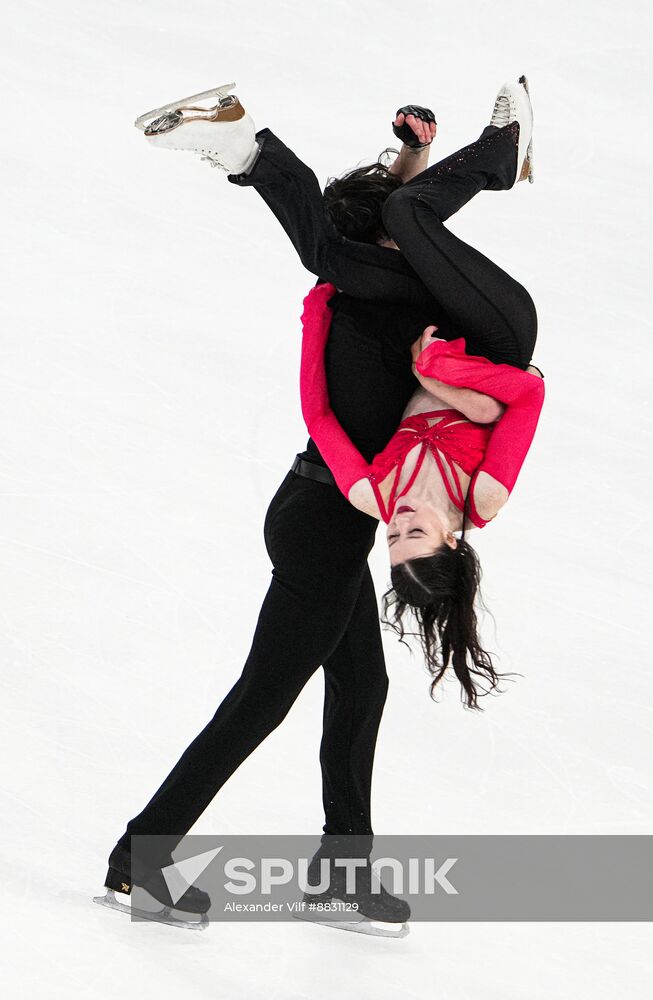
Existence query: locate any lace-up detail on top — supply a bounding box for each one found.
[490,95,511,128]
[366,409,493,527]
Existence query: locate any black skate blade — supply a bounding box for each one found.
[292,908,409,939]
[93,888,209,931]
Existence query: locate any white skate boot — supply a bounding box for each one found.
[134,82,260,174]
[489,75,534,183]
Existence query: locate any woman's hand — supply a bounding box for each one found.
[411,326,506,423]
[411,324,443,364]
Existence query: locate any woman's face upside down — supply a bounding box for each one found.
[385,499,458,567]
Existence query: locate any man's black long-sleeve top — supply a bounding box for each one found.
[227,128,442,467]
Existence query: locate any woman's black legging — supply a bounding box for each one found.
[381,122,537,368]
[227,121,537,369]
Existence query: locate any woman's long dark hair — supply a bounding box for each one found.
[381,484,503,710]
[323,148,403,245]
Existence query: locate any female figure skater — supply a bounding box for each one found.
[299,80,545,710]
[301,285,544,709]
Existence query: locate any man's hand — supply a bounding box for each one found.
[388,106,437,184]
[392,106,437,148]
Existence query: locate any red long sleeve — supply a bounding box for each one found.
[415,337,545,493]
[299,283,371,496]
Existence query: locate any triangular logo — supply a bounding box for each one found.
[161,846,223,905]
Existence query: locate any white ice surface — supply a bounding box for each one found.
[1,1,652,997]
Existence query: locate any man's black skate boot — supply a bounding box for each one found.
[93,843,211,929]
[295,846,411,938]
[105,844,211,913]
[310,868,410,919]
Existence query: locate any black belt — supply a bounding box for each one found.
[291,455,336,487]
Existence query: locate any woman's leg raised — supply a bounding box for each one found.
[381,123,537,368]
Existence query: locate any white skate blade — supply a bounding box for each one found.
[292,907,409,939]
[93,888,209,931]
[134,82,236,131]
[518,74,534,183]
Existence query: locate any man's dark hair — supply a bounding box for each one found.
[323,149,404,245]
